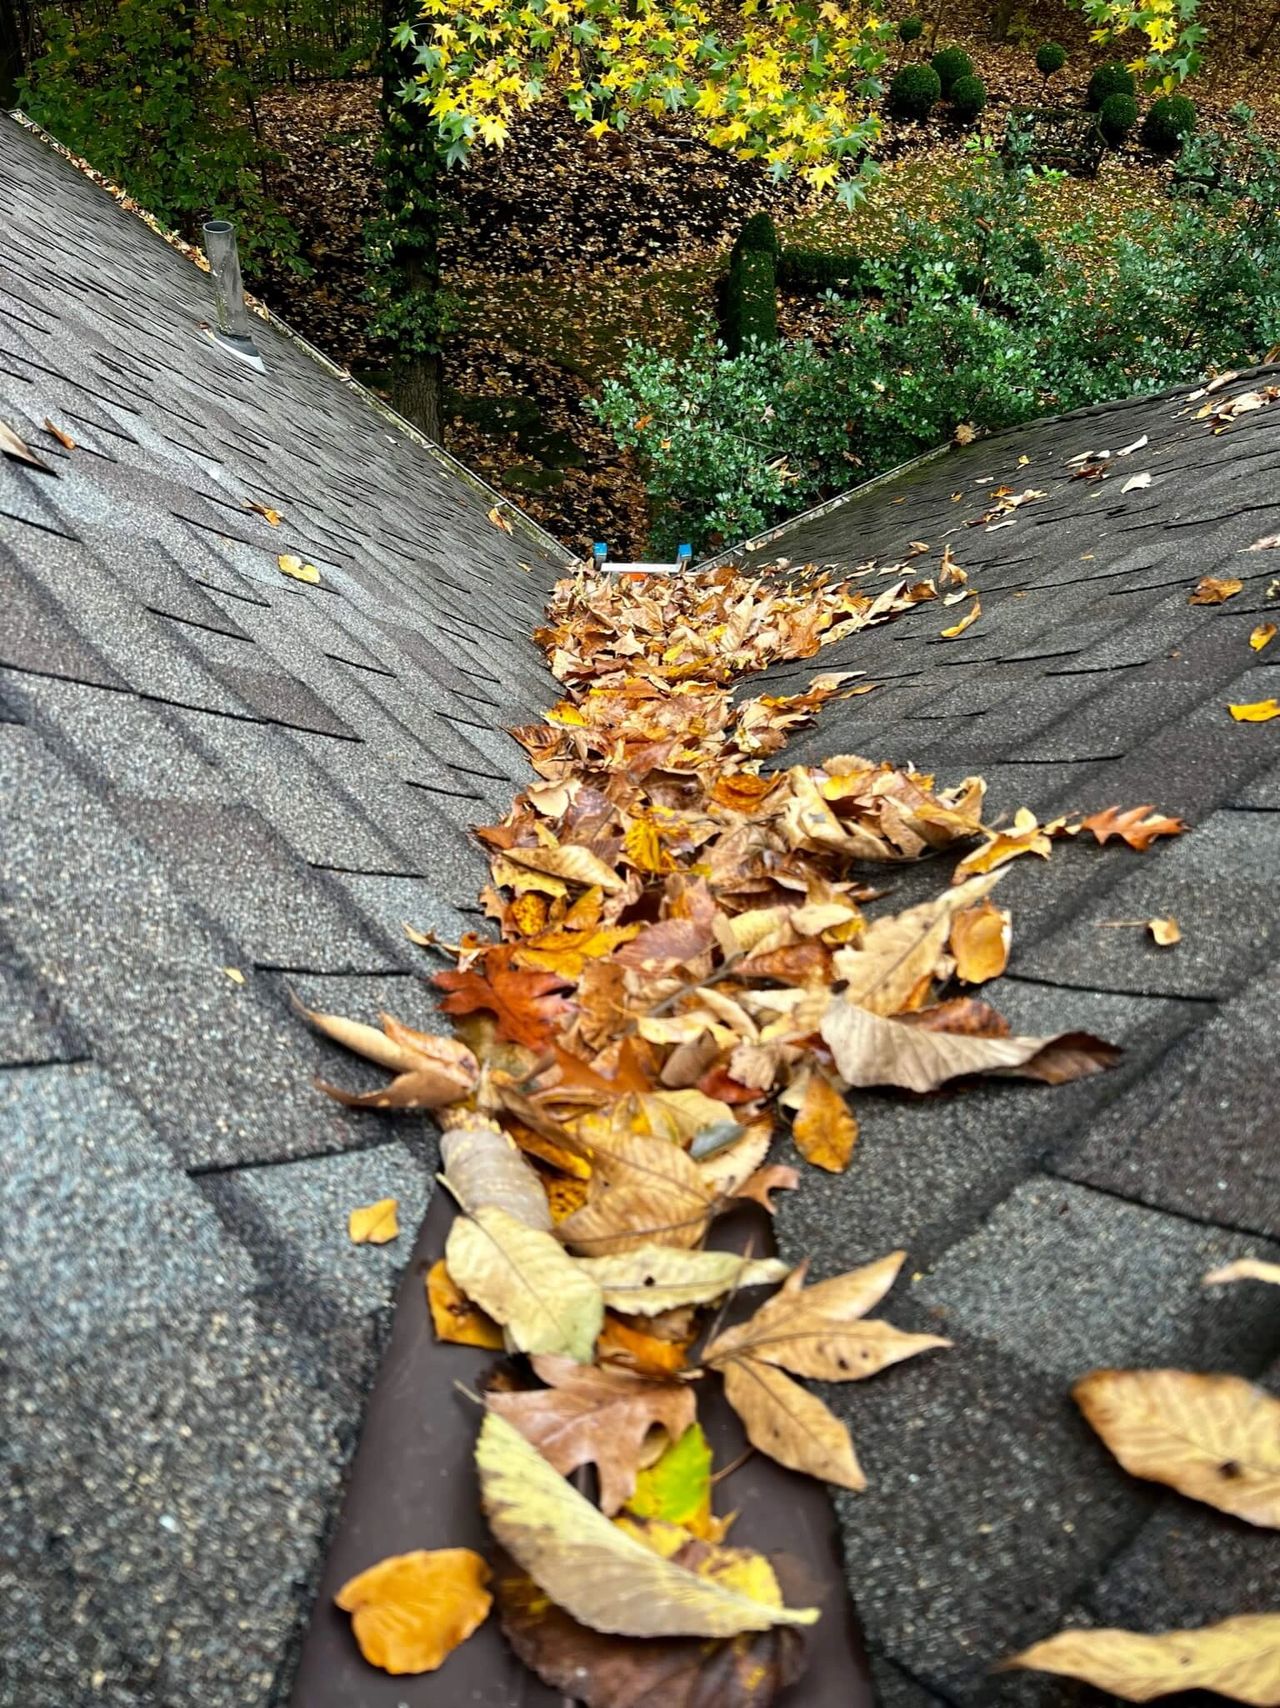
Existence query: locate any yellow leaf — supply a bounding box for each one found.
[792,1073,858,1173]
[1249,623,1277,652]
[446,1205,603,1361]
[949,898,1011,984]
[488,505,514,534]
[277,552,320,584]
[349,1198,400,1244]
[246,498,282,525]
[426,1259,504,1348]
[1229,699,1280,721]
[222,965,245,985]
[953,809,1051,879]
[1148,916,1180,946]
[1074,1368,1280,1527]
[334,1548,492,1675]
[940,595,981,638]
[1004,1614,1280,1704]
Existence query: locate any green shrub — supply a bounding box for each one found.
[1099,92,1139,146]
[777,248,871,293]
[889,62,942,119]
[898,15,923,43]
[721,218,779,355]
[1088,60,1135,109]
[950,75,987,122]
[931,46,974,96]
[1143,94,1197,153]
[1035,41,1066,79]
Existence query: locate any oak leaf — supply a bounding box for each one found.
[486,1353,696,1514]
[1080,805,1187,850]
[426,1259,504,1349]
[1074,1368,1280,1527]
[821,1000,1118,1093]
[475,1412,819,1637]
[704,1252,947,1384]
[348,1198,399,1244]
[1004,1614,1280,1704]
[446,1205,604,1362]
[791,1073,858,1173]
[434,947,575,1049]
[334,1548,492,1675]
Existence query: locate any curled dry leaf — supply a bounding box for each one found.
[1250,623,1277,652]
[1148,916,1181,946]
[1074,1368,1280,1528]
[949,898,1011,984]
[476,1412,820,1637]
[334,1548,492,1675]
[1204,1257,1280,1288]
[441,1122,553,1230]
[939,595,981,639]
[295,997,479,1110]
[488,505,514,534]
[575,1246,789,1314]
[791,1073,858,1174]
[446,1206,604,1362]
[485,1352,696,1515]
[832,872,999,1017]
[348,1198,399,1245]
[501,841,626,894]
[245,497,282,525]
[821,999,1118,1094]
[43,418,76,451]
[1003,1614,1280,1705]
[277,552,320,583]
[426,1259,504,1349]
[0,418,52,470]
[1230,698,1280,722]
[1079,805,1187,851]
[953,808,1052,879]
[1190,575,1244,605]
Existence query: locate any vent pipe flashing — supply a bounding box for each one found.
[202,220,264,369]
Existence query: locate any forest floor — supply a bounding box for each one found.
[254,11,1280,556]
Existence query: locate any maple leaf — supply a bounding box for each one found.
[435,947,575,1049]
[485,1353,696,1515]
[1079,805,1187,850]
[335,1549,492,1675]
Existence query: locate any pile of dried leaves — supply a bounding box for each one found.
[296,555,1278,1703]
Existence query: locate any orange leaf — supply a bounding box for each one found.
[434,947,575,1050]
[710,771,782,813]
[1189,576,1243,604]
[949,899,1011,984]
[1080,805,1187,851]
[43,417,76,450]
[488,505,514,534]
[426,1259,504,1348]
[335,1549,492,1674]
[792,1074,858,1173]
[597,1313,690,1377]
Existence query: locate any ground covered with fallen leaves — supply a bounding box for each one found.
[294,541,1280,1703]
[252,0,1280,557]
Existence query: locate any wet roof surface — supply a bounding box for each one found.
[3,110,1279,1708]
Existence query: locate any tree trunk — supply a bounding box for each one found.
[989,0,1016,42]
[1246,4,1280,58]
[0,0,31,109]
[377,0,446,443]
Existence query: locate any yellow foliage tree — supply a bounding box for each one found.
[1073,0,1205,92]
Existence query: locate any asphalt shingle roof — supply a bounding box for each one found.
[2,108,1279,1708]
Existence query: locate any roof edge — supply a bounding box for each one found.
[5,109,570,564]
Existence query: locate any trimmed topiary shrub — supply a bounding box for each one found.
[1143,94,1197,152]
[888,61,942,119]
[898,15,923,44]
[720,214,779,354]
[950,74,987,122]
[1035,41,1066,80]
[1099,91,1138,146]
[1088,60,1135,109]
[931,45,974,97]
[777,247,871,293]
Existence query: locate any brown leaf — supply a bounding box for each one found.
[447,1206,604,1362]
[949,899,1011,985]
[1079,805,1187,851]
[1190,575,1244,604]
[43,418,76,451]
[791,1074,858,1173]
[939,595,981,639]
[830,873,1000,1015]
[435,947,575,1050]
[334,1548,492,1675]
[502,840,625,893]
[719,1356,865,1490]
[348,1198,399,1244]
[821,1000,1118,1093]
[488,504,514,533]
[1074,1368,1280,1528]
[493,1552,810,1706]
[1003,1614,1280,1704]
[426,1259,505,1349]
[245,497,282,525]
[705,1253,947,1384]
[0,418,52,470]
[486,1354,696,1514]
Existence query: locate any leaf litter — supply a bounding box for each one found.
[300,553,1232,1694]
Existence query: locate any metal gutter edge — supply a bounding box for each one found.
[6,109,569,564]
[696,441,953,572]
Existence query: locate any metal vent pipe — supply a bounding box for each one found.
[202,219,262,365]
